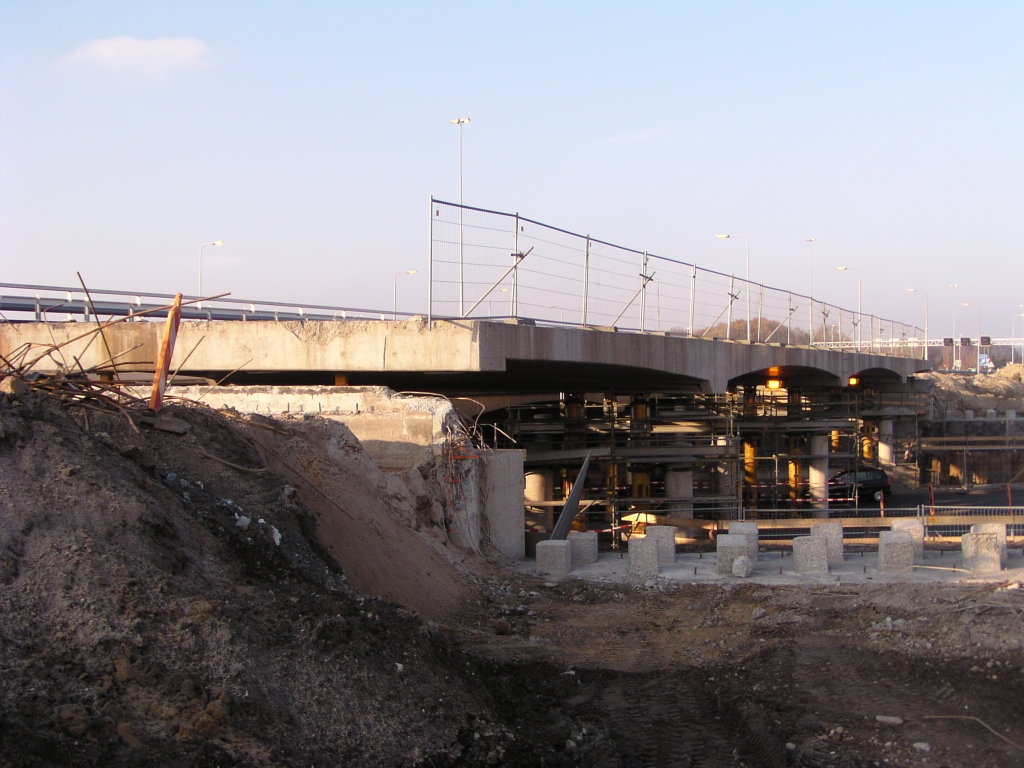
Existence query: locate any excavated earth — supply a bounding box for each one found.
[1,389,1023,768]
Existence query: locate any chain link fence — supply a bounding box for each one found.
[429,199,923,354]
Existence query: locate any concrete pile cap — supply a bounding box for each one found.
[715,534,748,576]
[729,522,759,562]
[536,539,572,580]
[970,523,1007,567]
[645,525,677,565]
[890,519,925,562]
[792,535,829,575]
[810,522,844,567]
[878,531,915,574]
[961,532,1002,574]
[627,536,660,581]
[567,531,599,566]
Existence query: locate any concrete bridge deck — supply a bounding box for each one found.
[1,317,929,395]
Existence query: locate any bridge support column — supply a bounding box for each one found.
[788,437,802,503]
[878,419,894,465]
[525,469,554,529]
[743,439,758,511]
[666,466,693,518]
[809,434,830,519]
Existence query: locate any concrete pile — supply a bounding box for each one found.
[878,531,914,573]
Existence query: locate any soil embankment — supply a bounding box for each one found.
[3,387,1024,767]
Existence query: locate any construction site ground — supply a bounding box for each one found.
[2,387,1024,768]
[514,546,1024,588]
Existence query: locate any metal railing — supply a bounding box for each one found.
[0,282,411,323]
[920,505,1024,538]
[428,198,923,355]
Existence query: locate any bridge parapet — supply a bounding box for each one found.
[0,317,929,394]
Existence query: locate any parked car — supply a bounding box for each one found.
[827,468,891,502]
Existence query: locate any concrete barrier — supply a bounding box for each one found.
[890,519,924,563]
[567,531,598,565]
[970,524,1007,568]
[793,536,828,574]
[716,534,748,576]
[729,522,760,562]
[536,540,572,579]
[811,522,844,567]
[878,531,914,574]
[627,537,660,581]
[962,532,1001,573]
[645,525,677,566]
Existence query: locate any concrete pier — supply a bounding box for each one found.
[793,536,829,574]
[536,540,572,579]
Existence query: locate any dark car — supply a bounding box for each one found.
[828,468,891,502]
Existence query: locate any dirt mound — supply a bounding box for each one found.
[0,390,500,767]
[917,369,1024,418]
[247,414,469,620]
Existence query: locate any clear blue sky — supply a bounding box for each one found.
[1,2,1021,336]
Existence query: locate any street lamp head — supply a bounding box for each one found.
[406,270,417,275]
[962,302,970,307]
[950,283,958,288]
[715,234,729,239]
[906,288,916,292]
[451,117,470,125]
[212,241,224,246]
[835,266,848,271]
[805,238,816,242]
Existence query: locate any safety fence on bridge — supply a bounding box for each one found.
[0,282,415,324]
[428,199,923,356]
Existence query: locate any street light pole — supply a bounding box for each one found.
[906,288,929,361]
[835,266,862,349]
[806,238,816,341]
[962,302,981,341]
[198,241,224,306]
[950,283,958,367]
[715,234,750,341]
[451,117,470,315]
[1013,308,1024,365]
[393,270,417,320]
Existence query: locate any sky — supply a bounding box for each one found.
[1,2,1022,337]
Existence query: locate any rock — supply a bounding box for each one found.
[564,739,578,753]
[912,742,931,752]
[235,515,251,530]
[205,700,227,721]
[732,555,754,578]
[56,704,90,737]
[0,376,29,399]
[751,607,767,620]
[875,715,904,726]
[194,713,219,736]
[113,658,135,683]
[117,721,142,747]
[493,619,512,635]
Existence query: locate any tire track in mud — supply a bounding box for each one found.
[599,673,779,768]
